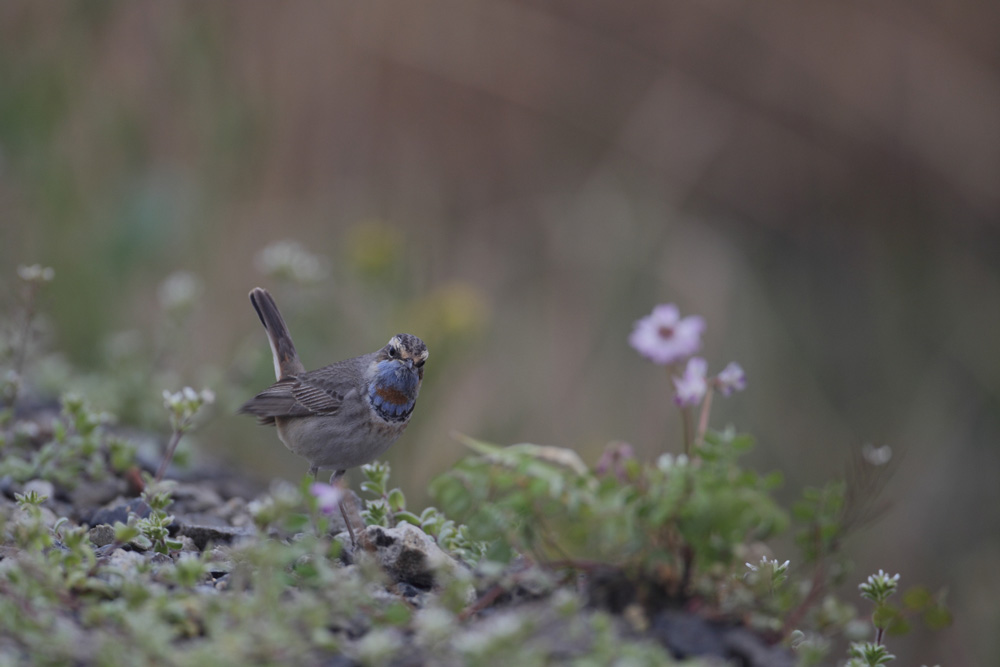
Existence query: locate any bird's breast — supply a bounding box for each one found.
[368,378,418,422]
[374,385,412,406]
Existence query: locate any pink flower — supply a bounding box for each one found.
[716,362,747,396]
[595,441,636,481]
[310,482,344,515]
[673,357,708,406]
[629,304,704,365]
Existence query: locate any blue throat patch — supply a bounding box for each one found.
[368,360,419,421]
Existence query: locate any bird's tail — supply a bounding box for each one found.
[249,287,305,380]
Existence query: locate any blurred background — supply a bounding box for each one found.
[2,2,998,663]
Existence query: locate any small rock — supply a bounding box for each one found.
[149,552,172,566]
[88,498,151,526]
[70,478,126,510]
[93,544,117,558]
[0,546,22,561]
[173,512,230,528]
[367,583,401,606]
[174,535,199,552]
[204,546,234,574]
[395,582,422,599]
[723,627,796,667]
[211,476,265,502]
[105,548,146,573]
[649,610,728,659]
[23,479,55,501]
[214,497,248,522]
[175,523,254,550]
[88,524,117,547]
[170,483,223,513]
[364,523,465,589]
[12,504,58,529]
[393,581,431,609]
[0,476,16,499]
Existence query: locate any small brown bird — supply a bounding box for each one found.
[239,287,427,543]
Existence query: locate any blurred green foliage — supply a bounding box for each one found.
[432,433,788,570]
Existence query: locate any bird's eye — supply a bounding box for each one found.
[388,347,398,358]
[414,359,425,368]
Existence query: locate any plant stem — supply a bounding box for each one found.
[780,553,826,639]
[679,543,695,597]
[12,282,40,393]
[681,408,693,456]
[696,387,714,444]
[155,428,184,482]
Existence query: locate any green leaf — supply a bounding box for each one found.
[902,586,933,611]
[284,513,311,533]
[923,605,953,630]
[113,522,140,543]
[294,560,319,581]
[130,535,153,551]
[360,481,382,496]
[382,602,412,626]
[455,433,503,456]
[762,471,784,490]
[730,434,755,452]
[872,604,901,631]
[387,488,406,512]
[792,501,816,521]
[886,613,911,636]
[395,511,421,526]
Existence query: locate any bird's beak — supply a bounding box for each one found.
[405,358,414,369]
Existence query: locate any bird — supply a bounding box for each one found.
[239,287,427,544]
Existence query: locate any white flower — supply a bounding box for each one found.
[163,386,215,428]
[657,453,689,471]
[861,443,892,466]
[158,271,201,314]
[17,264,55,283]
[255,240,328,284]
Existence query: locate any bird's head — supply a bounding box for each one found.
[375,334,428,380]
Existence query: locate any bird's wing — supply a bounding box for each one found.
[239,354,371,424]
[289,375,347,415]
[239,374,349,423]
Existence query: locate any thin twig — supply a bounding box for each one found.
[12,282,40,384]
[780,537,827,639]
[154,429,183,482]
[696,387,714,444]
[678,543,695,598]
[458,583,507,621]
[681,408,693,456]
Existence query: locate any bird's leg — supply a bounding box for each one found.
[309,465,319,481]
[329,469,357,547]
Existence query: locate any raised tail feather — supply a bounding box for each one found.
[249,287,305,380]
